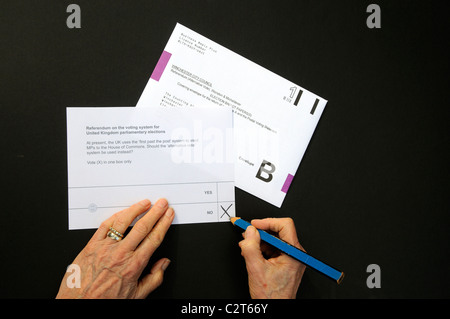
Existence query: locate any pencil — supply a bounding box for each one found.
[231,217,344,284]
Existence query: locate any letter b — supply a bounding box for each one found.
[256,160,276,183]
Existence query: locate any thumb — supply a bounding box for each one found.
[135,258,171,299]
[239,226,264,265]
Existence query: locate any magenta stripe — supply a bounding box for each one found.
[281,174,294,193]
[150,51,172,81]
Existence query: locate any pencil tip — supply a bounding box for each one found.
[337,272,345,284]
[230,217,239,224]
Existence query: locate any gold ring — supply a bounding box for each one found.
[107,227,124,241]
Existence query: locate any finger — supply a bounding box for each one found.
[89,199,151,243]
[121,198,170,251]
[90,213,118,243]
[134,258,171,299]
[242,228,280,257]
[251,218,303,250]
[239,226,265,269]
[134,206,174,261]
[110,199,152,236]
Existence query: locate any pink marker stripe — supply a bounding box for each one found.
[281,174,294,193]
[150,50,172,81]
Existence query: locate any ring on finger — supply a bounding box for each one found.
[107,227,124,241]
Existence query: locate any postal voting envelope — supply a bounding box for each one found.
[137,23,327,207]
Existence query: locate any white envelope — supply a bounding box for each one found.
[137,23,327,207]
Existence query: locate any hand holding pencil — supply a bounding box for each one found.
[236,217,306,299]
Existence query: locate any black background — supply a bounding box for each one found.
[1,0,449,299]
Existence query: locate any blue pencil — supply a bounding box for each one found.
[231,217,344,284]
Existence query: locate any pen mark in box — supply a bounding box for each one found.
[220,204,233,218]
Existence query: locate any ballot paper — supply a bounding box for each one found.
[66,107,234,230]
[137,23,327,207]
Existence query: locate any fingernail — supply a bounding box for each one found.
[246,226,258,237]
[162,259,171,271]
[165,207,174,218]
[138,199,151,207]
[155,198,168,208]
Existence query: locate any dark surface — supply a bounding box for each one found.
[1,0,449,299]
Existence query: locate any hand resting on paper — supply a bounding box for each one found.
[238,218,306,299]
[56,199,304,299]
[56,198,174,299]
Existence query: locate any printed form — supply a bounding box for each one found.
[137,23,327,207]
[67,107,234,230]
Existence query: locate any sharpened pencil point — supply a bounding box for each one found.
[337,272,345,284]
[230,217,240,224]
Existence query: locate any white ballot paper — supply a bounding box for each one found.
[67,107,234,230]
[137,23,327,207]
